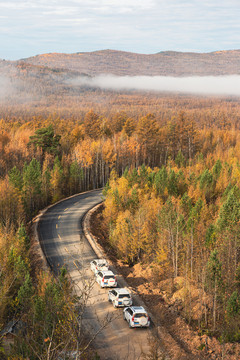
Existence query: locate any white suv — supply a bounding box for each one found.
[123,306,150,328]
[96,270,117,288]
[108,288,132,308]
[90,259,109,274]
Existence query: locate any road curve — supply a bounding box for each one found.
[38,189,151,360]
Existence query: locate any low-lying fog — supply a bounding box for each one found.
[1,71,240,104]
[0,75,35,104]
[72,74,240,96]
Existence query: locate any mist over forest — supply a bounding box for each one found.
[69,74,240,96]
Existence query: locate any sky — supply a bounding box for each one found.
[0,0,240,60]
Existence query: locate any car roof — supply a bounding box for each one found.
[93,259,108,264]
[98,270,114,275]
[114,288,130,294]
[131,306,147,313]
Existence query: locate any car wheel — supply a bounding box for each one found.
[108,297,111,302]
[128,321,132,328]
[113,301,117,308]
[123,313,126,320]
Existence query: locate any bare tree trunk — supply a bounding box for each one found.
[213,278,217,331]
[190,226,194,279]
[175,221,179,278]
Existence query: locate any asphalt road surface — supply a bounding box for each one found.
[38,189,151,360]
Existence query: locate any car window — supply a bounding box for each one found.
[118,294,130,299]
[98,272,102,277]
[134,313,147,318]
[128,308,133,315]
[104,275,114,279]
[93,261,96,265]
[112,290,117,296]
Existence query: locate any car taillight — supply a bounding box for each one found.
[102,277,105,282]
[147,316,150,321]
[132,316,134,322]
[114,276,116,280]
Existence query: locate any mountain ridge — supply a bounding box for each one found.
[1,49,240,77]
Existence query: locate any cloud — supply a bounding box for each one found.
[1,0,240,59]
[70,74,240,96]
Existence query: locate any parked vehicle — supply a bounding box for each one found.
[123,306,150,328]
[108,288,132,307]
[96,270,117,288]
[90,259,109,274]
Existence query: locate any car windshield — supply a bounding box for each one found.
[104,275,114,279]
[118,294,130,299]
[134,313,147,318]
[98,264,107,267]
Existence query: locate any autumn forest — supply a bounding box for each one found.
[1,80,240,358]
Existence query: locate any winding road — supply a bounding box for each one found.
[37,189,151,360]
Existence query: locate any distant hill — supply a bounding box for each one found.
[1,49,240,110]
[16,49,240,76]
